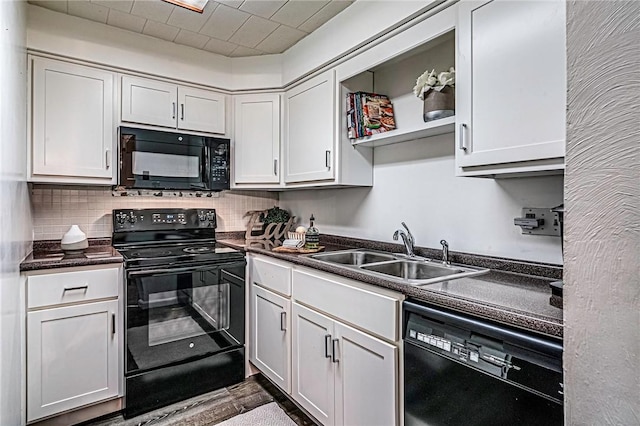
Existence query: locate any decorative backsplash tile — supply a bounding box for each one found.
[31,185,278,241]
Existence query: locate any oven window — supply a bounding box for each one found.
[126,266,243,374]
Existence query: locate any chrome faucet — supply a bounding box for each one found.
[440,239,450,265]
[393,222,415,257]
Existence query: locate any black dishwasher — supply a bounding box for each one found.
[403,300,563,426]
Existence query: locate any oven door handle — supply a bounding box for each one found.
[127,266,213,278]
[127,261,245,279]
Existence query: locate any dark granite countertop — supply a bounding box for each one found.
[218,236,564,339]
[21,239,123,272]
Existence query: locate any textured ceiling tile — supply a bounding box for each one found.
[130,0,175,23]
[30,0,68,14]
[216,0,243,8]
[255,24,307,54]
[166,0,217,31]
[203,38,238,56]
[174,29,210,49]
[107,8,147,32]
[92,0,134,14]
[142,20,180,41]
[199,4,250,40]
[298,0,351,33]
[228,15,279,48]
[68,0,110,24]
[270,0,328,28]
[229,45,264,57]
[238,1,286,19]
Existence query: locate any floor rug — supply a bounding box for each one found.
[216,402,297,426]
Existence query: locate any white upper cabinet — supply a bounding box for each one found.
[178,86,226,134]
[121,75,226,135]
[30,57,116,184]
[284,70,336,184]
[233,93,281,185]
[456,0,566,176]
[121,76,176,128]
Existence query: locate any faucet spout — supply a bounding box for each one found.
[393,223,415,257]
[440,239,450,265]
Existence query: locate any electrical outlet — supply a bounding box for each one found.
[515,208,561,237]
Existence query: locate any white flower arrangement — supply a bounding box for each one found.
[413,67,455,100]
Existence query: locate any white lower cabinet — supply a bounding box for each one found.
[25,266,122,423]
[248,255,401,426]
[292,303,336,426]
[250,285,291,393]
[27,300,119,422]
[292,302,397,426]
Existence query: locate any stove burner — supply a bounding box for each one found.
[183,246,214,254]
[129,249,174,258]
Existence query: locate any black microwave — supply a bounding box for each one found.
[119,127,230,191]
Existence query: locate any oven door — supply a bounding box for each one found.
[125,261,245,376]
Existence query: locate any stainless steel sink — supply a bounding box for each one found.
[361,260,464,280]
[310,250,396,266]
[306,249,489,286]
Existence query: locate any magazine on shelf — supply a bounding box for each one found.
[347,91,396,139]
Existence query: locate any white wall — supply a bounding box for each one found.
[0,0,32,424]
[280,134,563,264]
[564,1,640,423]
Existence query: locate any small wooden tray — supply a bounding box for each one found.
[272,245,325,254]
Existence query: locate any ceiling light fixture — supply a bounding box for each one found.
[163,0,209,13]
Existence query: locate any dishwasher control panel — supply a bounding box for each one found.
[406,317,513,379]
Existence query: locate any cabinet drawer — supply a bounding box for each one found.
[292,268,399,342]
[28,267,120,309]
[250,256,292,296]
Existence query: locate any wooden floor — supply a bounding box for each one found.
[82,374,316,426]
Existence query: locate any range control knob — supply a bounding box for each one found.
[128,213,137,224]
[205,211,215,221]
[198,213,207,222]
[116,213,128,225]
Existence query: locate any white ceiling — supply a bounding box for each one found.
[28,0,353,57]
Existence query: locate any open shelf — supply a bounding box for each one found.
[352,115,455,148]
[340,30,455,148]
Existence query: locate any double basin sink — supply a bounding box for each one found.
[307,249,489,286]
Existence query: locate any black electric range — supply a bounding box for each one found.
[113,208,246,419]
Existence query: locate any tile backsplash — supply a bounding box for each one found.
[31,185,278,240]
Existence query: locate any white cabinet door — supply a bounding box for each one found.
[178,86,226,134]
[234,94,281,184]
[456,0,566,170]
[31,57,115,181]
[284,70,336,183]
[250,285,291,393]
[27,300,119,422]
[121,75,177,128]
[292,302,335,426]
[334,321,397,426]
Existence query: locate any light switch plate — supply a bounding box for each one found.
[518,208,561,236]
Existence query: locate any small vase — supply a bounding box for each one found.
[423,86,455,122]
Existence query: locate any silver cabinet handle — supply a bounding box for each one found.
[172,102,176,119]
[459,123,468,151]
[105,149,111,169]
[280,312,286,331]
[325,150,331,170]
[112,313,116,335]
[274,159,278,176]
[332,338,339,363]
[181,103,184,120]
[63,285,88,292]
[325,334,332,358]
